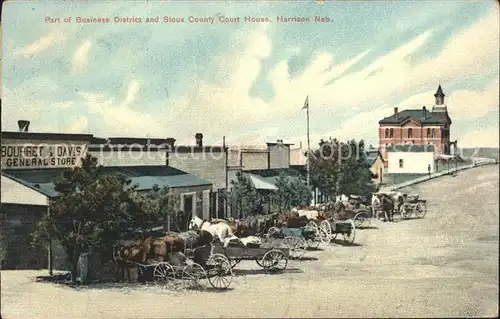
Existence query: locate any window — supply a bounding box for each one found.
[426,128,431,138]
[384,128,389,138]
[399,159,404,168]
[389,128,394,138]
[408,128,412,138]
[432,128,436,138]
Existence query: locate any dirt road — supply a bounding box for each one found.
[1,165,498,318]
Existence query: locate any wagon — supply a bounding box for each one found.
[265,226,323,259]
[212,243,289,272]
[115,242,234,290]
[317,219,356,245]
[335,209,372,228]
[399,195,427,219]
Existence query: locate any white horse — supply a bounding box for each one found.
[371,193,381,219]
[335,194,349,206]
[188,215,238,247]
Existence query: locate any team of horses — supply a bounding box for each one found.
[113,192,406,281]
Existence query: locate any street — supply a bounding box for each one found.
[1,165,498,318]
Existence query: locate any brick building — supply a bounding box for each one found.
[378,85,457,167]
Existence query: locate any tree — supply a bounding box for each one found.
[228,171,259,218]
[126,185,180,232]
[309,138,374,199]
[275,172,291,211]
[274,172,313,210]
[32,154,175,282]
[309,138,341,198]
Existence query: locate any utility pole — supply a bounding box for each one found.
[302,96,310,187]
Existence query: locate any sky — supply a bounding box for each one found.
[2,0,499,148]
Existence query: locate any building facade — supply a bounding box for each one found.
[0,125,214,270]
[386,145,435,174]
[378,85,455,167]
[365,149,384,186]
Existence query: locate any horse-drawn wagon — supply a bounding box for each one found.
[317,219,356,245]
[212,242,289,272]
[265,226,324,259]
[114,240,234,290]
[399,194,427,219]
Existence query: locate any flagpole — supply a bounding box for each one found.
[306,97,310,187]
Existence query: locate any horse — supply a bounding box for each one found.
[375,193,397,222]
[114,236,153,282]
[150,234,185,262]
[188,215,238,247]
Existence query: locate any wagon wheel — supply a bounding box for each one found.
[415,201,427,218]
[206,253,233,290]
[399,204,411,219]
[261,249,288,272]
[342,219,356,244]
[319,220,332,244]
[283,236,306,259]
[267,227,280,239]
[181,263,208,290]
[354,211,371,228]
[153,262,176,286]
[306,220,319,232]
[306,235,321,249]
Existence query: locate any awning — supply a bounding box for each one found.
[247,174,278,191]
[1,175,50,206]
[1,165,212,199]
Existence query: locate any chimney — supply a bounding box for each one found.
[165,138,176,148]
[277,139,283,144]
[394,107,398,120]
[195,133,203,147]
[17,120,30,132]
[422,106,427,119]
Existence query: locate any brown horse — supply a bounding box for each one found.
[115,236,153,281]
[150,234,185,262]
[376,193,396,222]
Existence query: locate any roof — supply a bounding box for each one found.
[1,131,94,141]
[246,174,278,191]
[266,142,294,146]
[244,167,303,178]
[378,109,448,125]
[365,149,383,166]
[386,144,435,153]
[434,85,445,97]
[1,165,211,198]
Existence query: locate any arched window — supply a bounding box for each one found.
[385,128,389,138]
[389,128,394,138]
[427,128,431,138]
[408,128,412,138]
[432,128,436,138]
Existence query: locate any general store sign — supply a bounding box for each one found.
[1,144,88,169]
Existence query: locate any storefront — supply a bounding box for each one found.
[1,129,213,270]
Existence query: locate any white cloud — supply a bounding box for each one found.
[79,79,165,137]
[15,30,66,58]
[162,7,498,146]
[447,78,499,120]
[72,40,92,73]
[64,116,89,134]
[121,80,141,108]
[460,127,499,148]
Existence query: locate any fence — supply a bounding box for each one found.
[380,158,497,192]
